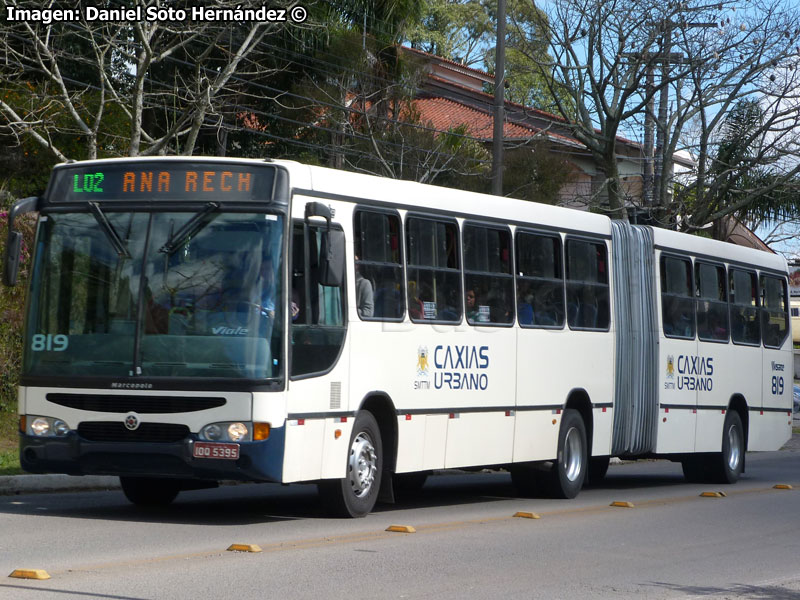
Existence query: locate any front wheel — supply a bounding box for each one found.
[546,409,587,499]
[318,411,383,518]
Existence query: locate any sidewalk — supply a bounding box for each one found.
[0,473,119,496]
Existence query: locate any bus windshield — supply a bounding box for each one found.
[24,210,285,381]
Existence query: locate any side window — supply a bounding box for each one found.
[760,274,789,348]
[406,216,461,323]
[515,231,564,328]
[290,221,346,378]
[696,262,728,342]
[463,223,514,325]
[660,255,695,339]
[354,209,404,320]
[730,268,760,345]
[566,239,609,330]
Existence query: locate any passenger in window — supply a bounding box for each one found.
[533,287,559,326]
[439,287,461,321]
[291,288,300,322]
[518,291,534,325]
[708,311,727,340]
[466,288,489,323]
[663,296,692,337]
[354,256,374,318]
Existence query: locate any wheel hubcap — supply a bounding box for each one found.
[348,431,377,498]
[727,424,741,471]
[563,427,583,482]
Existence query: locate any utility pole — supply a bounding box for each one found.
[653,25,672,210]
[643,64,655,209]
[651,16,716,211]
[491,0,506,196]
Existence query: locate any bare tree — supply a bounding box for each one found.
[513,0,800,229]
[0,0,290,159]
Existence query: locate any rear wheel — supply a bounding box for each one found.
[681,411,745,484]
[710,411,745,484]
[546,409,587,499]
[120,477,180,506]
[318,411,382,518]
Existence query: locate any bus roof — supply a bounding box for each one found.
[651,225,787,274]
[49,157,787,273]
[292,160,612,238]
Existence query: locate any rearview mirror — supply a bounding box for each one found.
[4,196,39,287]
[319,228,345,287]
[305,201,343,287]
[4,231,22,287]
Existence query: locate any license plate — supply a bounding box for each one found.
[193,442,240,460]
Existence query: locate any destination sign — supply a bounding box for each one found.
[48,162,277,203]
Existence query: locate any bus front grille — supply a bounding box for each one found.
[77,422,191,443]
[48,394,226,414]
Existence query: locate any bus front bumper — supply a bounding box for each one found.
[18,428,285,483]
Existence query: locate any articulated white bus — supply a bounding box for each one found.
[4,157,793,517]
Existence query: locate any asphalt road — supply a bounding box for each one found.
[1,441,799,600]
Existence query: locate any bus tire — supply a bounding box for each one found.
[319,410,382,518]
[547,409,587,499]
[710,411,745,484]
[587,456,610,485]
[120,476,180,506]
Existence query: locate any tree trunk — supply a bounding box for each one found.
[602,151,628,221]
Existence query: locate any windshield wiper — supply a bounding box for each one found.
[159,202,220,255]
[88,202,131,259]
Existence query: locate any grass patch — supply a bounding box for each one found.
[0,406,22,475]
[0,447,22,476]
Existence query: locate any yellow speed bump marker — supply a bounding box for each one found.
[226,544,262,553]
[700,491,727,498]
[513,511,541,519]
[773,484,793,490]
[9,569,50,580]
[385,525,416,533]
[610,501,635,508]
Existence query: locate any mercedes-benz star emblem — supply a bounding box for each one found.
[124,412,140,431]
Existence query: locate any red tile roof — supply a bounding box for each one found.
[413,96,537,141]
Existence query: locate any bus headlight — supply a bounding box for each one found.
[200,422,251,442]
[27,416,70,437]
[203,424,223,441]
[31,417,50,436]
[227,422,248,442]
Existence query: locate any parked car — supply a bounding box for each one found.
[793,384,800,414]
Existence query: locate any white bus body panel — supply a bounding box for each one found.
[282,161,791,480]
[651,229,792,456]
[286,164,618,477]
[514,328,614,461]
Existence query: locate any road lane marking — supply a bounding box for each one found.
[27,481,800,579]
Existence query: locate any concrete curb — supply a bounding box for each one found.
[0,474,119,496]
